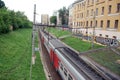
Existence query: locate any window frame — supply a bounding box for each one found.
[108,5,112,14]
[107,20,110,28]
[117,3,120,12]
[114,20,119,29]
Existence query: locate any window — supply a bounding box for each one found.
[117,3,120,12]
[101,20,103,28]
[64,68,67,76]
[77,4,79,9]
[87,10,89,17]
[91,9,93,16]
[86,21,88,27]
[114,20,118,29]
[99,34,102,37]
[81,13,83,18]
[101,7,104,15]
[90,21,93,27]
[81,22,83,26]
[105,35,109,38]
[68,74,73,80]
[83,22,85,26]
[108,5,112,14]
[60,63,63,70]
[95,20,97,27]
[79,22,80,26]
[96,8,98,16]
[113,36,117,39]
[107,20,110,28]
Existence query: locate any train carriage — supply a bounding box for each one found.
[40,30,86,80]
[40,30,117,80]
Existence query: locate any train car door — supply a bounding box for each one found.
[53,52,59,70]
[50,49,54,64]
[42,37,44,43]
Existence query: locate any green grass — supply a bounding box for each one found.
[0,29,46,80]
[88,49,120,75]
[47,28,103,52]
[32,31,46,80]
[47,27,71,38]
[62,37,103,52]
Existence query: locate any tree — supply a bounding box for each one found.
[0,8,10,34]
[0,0,5,8]
[58,7,69,25]
[50,16,57,25]
[0,0,32,34]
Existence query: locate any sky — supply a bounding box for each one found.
[3,0,74,22]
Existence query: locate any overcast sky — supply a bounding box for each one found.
[4,0,74,22]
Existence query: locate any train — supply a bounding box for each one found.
[39,30,109,80]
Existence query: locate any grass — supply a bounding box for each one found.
[47,27,71,38]
[0,29,46,80]
[47,27,104,52]
[32,31,46,80]
[88,49,120,75]
[62,37,103,52]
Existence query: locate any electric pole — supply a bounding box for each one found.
[30,4,36,80]
[92,0,96,48]
[92,11,95,48]
[32,4,36,57]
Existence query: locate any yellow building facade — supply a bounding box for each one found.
[70,0,120,41]
[41,14,49,25]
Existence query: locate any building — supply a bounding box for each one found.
[68,4,74,28]
[41,14,49,25]
[57,11,62,25]
[69,0,120,41]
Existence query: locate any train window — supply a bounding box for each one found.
[99,34,102,37]
[64,68,67,76]
[60,63,63,70]
[105,35,109,38]
[68,74,73,80]
[113,36,116,39]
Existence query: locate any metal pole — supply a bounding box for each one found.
[92,12,95,48]
[30,4,36,80]
[92,0,96,48]
[32,4,36,55]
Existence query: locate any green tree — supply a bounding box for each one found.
[0,0,5,8]
[50,16,57,25]
[58,7,69,25]
[0,0,32,34]
[0,8,10,34]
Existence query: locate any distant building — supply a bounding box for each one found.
[57,12,62,25]
[41,14,49,25]
[68,4,74,28]
[69,0,120,41]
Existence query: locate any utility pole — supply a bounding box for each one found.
[32,4,36,56]
[92,0,96,48]
[92,12,95,48]
[30,4,36,80]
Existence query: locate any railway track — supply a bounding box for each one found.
[57,43,120,80]
[58,47,107,80]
